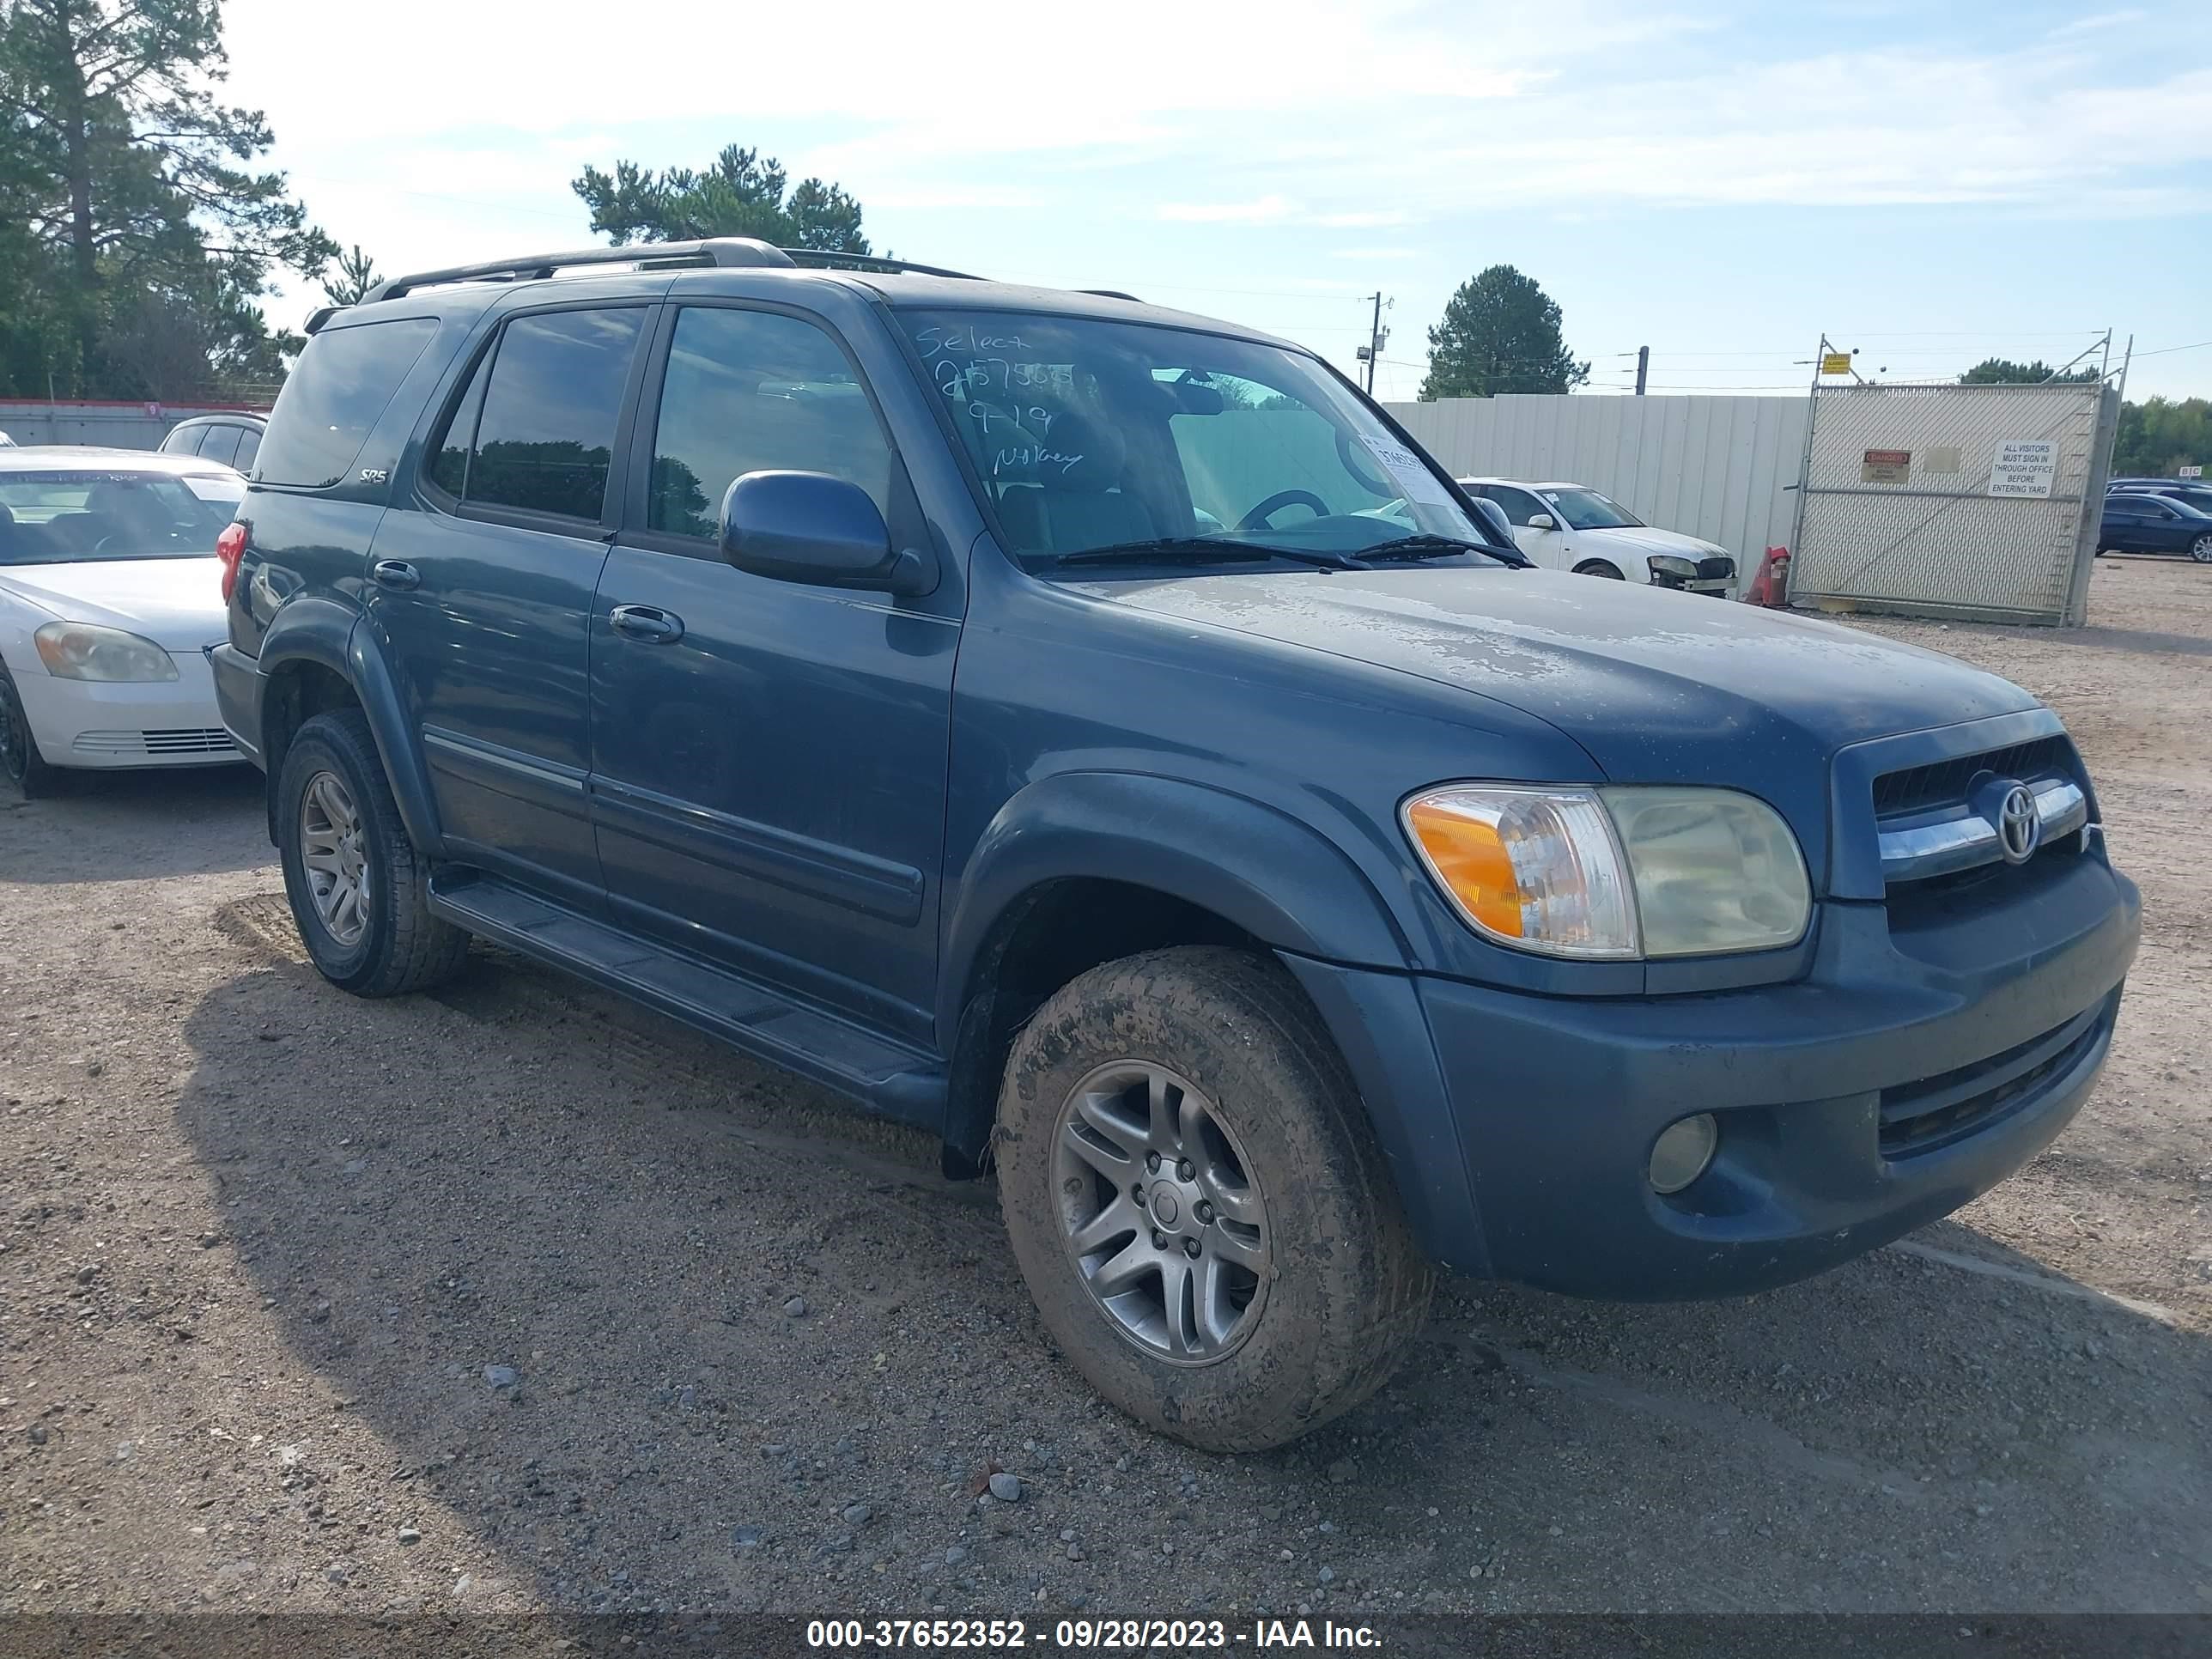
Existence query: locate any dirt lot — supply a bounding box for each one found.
[3,557,2208,1620]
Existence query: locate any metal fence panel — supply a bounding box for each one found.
[1788,382,2110,627]
[1384,393,1808,571]
[0,398,267,450]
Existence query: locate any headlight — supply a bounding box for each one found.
[1403,785,1810,958]
[1601,787,1810,955]
[1401,787,1638,957]
[1646,554,1698,583]
[33,622,179,682]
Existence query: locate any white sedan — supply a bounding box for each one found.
[1458,477,1738,594]
[0,448,246,797]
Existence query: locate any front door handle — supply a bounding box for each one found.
[608,603,684,644]
[370,559,420,592]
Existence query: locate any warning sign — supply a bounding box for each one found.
[1820,352,1854,375]
[1989,439,2057,499]
[1861,448,1911,484]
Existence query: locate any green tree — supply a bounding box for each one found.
[572,144,871,253]
[1419,266,1589,399]
[1960,357,2100,385]
[321,242,382,306]
[0,0,334,397]
[2112,396,2211,477]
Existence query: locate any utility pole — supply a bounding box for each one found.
[1358,292,1390,394]
[1634,345,1650,396]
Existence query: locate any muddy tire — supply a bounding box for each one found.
[276,708,468,997]
[997,945,1433,1450]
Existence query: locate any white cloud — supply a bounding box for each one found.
[220,0,2212,295]
[1158,195,1304,225]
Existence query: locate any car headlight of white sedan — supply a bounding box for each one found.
[1403,784,1811,958]
[33,622,179,683]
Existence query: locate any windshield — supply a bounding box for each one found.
[0,471,241,566]
[903,308,1494,565]
[1538,486,1644,531]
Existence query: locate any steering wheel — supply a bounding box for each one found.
[1237,489,1330,532]
[1336,428,1394,495]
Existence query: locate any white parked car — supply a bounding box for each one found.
[0,448,246,796]
[1459,477,1737,594]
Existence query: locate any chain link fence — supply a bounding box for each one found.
[1788,381,2117,627]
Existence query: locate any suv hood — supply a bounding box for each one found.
[0,557,228,652]
[1077,566,2038,787]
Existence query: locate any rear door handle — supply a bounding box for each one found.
[608,603,684,644]
[370,560,420,592]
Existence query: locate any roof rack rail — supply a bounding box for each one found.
[359,237,797,304]
[777,249,985,281]
[1078,289,1141,301]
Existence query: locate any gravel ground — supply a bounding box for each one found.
[3,556,2208,1619]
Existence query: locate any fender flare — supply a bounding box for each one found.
[939,771,1411,1038]
[257,600,444,854]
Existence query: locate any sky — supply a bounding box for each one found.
[222,0,2212,404]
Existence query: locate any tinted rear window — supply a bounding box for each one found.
[256,318,438,488]
[463,307,645,522]
[198,424,245,467]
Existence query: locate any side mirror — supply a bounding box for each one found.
[720,471,937,597]
[1526,513,1557,532]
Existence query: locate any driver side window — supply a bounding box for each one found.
[1488,487,1547,526]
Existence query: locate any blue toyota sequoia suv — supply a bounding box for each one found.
[212,240,2141,1449]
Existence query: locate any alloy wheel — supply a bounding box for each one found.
[1051,1060,1271,1364]
[2191,534,2212,564]
[300,769,371,947]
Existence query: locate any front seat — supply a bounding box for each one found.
[990,407,1158,556]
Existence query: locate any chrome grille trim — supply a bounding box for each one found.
[1878,776,2087,884]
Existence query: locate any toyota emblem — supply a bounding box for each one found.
[1996,783,2041,865]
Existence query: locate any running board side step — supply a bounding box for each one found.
[427,875,945,1128]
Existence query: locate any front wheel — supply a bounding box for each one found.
[276,708,469,996]
[2190,533,2212,564]
[0,665,61,799]
[996,946,1433,1450]
[1574,559,1626,580]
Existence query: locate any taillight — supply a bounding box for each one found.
[216,521,247,605]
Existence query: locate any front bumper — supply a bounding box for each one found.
[1288,854,2140,1298]
[9,650,241,770]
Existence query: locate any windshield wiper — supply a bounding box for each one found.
[1050,538,1370,572]
[1358,533,1530,568]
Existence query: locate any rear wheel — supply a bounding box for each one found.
[2190,533,2212,564]
[0,665,60,799]
[277,708,468,996]
[1574,559,1625,580]
[997,946,1433,1450]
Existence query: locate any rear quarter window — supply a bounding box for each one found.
[255,318,439,489]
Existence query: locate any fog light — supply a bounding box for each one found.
[1649,1113,1718,1194]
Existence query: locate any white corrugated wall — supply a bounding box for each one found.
[1382,394,1811,564]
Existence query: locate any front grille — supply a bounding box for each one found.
[73,727,235,757]
[1879,1002,2107,1158]
[1872,736,2072,818]
[1696,556,1735,580]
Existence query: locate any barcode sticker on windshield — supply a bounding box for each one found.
[1358,435,1453,507]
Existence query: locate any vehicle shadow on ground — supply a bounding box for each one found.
[170,933,2212,1615]
[3,763,266,883]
